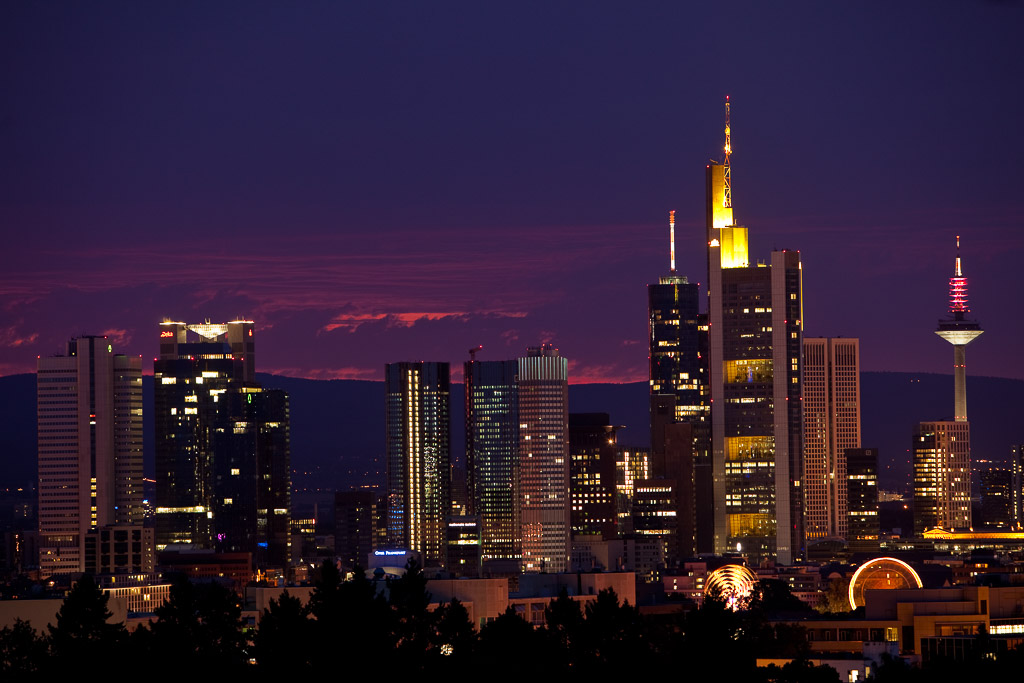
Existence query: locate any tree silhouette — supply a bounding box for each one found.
[0,619,46,678]
[146,575,247,675]
[254,589,312,674]
[47,574,125,671]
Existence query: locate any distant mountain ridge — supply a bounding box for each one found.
[0,372,1020,493]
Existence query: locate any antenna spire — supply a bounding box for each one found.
[948,236,968,313]
[723,95,732,209]
[669,210,676,273]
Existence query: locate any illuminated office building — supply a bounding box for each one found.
[845,447,879,554]
[385,361,451,567]
[648,210,712,553]
[615,445,650,534]
[980,468,1014,529]
[155,320,291,570]
[518,344,570,573]
[335,490,381,570]
[37,336,144,577]
[803,337,861,541]
[464,358,520,562]
[155,321,252,550]
[913,421,971,535]
[569,413,618,540]
[706,98,805,563]
[212,386,291,568]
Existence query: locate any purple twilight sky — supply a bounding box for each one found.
[2,1,1022,383]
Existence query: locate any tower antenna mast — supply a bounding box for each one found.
[669,210,676,273]
[723,95,732,209]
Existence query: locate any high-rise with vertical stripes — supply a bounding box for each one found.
[385,361,451,567]
[518,344,570,573]
[37,336,144,577]
[802,337,861,541]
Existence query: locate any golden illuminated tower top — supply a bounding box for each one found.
[723,95,732,209]
[706,96,747,268]
[669,209,676,273]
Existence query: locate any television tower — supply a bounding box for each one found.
[934,236,983,422]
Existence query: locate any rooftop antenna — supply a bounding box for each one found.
[723,95,732,209]
[669,210,676,273]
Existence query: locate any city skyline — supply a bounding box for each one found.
[2,2,1023,384]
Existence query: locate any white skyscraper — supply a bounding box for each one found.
[37,336,144,577]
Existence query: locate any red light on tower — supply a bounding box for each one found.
[949,276,968,313]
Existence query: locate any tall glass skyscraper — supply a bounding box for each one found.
[154,320,291,570]
[465,358,520,562]
[385,361,451,567]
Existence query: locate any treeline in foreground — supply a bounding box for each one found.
[1,560,1022,681]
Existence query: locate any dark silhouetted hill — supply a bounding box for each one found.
[0,372,1020,494]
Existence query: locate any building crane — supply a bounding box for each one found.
[468,345,482,361]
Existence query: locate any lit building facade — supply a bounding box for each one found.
[568,413,618,540]
[212,387,291,568]
[335,490,380,570]
[846,447,880,554]
[980,468,1014,529]
[705,101,805,563]
[803,337,861,541]
[385,361,451,567]
[154,320,291,570]
[154,321,252,550]
[518,345,570,573]
[648,211,712,554]
[614,445,650,535]
[464,358,520,562]
[913,421,971,535]
[37,336,144,577]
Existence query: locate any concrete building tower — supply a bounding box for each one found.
[912,242,981,535]
[934,236,983,422]
[803,338,861,542]
[706,98,805,564]
[37,336,145,577]
[518,344,570,573]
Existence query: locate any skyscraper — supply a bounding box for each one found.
[155,321,252,550]
[803,337,861,541]
[569,413,618,540]
[648,211,712,553]
[980,468,1014,529]
[154,320,291,569]
[518,344,570,573]
[464,357,520,563]
[385,361,451,567]
[37,336,144,577]
[706,98,805,563]
[212,386,291,568]
[913,421,971,534]
[845,447,880,555]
